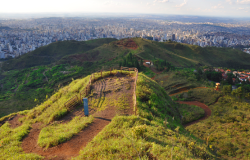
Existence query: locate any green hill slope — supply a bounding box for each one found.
[131,38,250,68]
[62,37,250,68]
[3,37,250,72]
[2,38,117,71]
[0,72,217,159]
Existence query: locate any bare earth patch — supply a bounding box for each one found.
[0,114,24,128]
[115,39,138,50]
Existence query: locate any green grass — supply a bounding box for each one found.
[177,88,222,106]
[153,70,203,95]
[2,38,117,71]
[0,72,217,159]
[73,73,217,159]
[132,38,250,69]
[0,121,43,160]
[1,37,250,118]
[177,104,205,124]
[186,95,250,159]
[0,73,93,159]
[38,115,94,149]
[73,116,215,160]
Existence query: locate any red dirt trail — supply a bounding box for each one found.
[176,101,212,127]
[22,108,116,160]
[0,114,24,128]
[22,75,136,160]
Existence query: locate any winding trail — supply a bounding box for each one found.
[22,74,137,160]
[177,101,212,127]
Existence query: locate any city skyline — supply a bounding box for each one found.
[1,17,250,59]
[1,0,250,18]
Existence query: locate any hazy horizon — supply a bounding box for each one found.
[1,0,250,18]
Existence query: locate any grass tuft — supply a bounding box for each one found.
[38,115,94,149]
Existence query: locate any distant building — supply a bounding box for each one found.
[0,52,5,59]
[172,34,175,41]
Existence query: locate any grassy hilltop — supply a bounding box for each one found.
[0,71,217,159]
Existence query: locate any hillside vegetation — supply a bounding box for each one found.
[0,72,217,159]
[2,38,250,72]
[169,85,250,159]
[1,37,250,118]
[2,38,117,71]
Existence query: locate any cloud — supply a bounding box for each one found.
[154,0,170,2]
[103,1,112,5]
[226,0,250,5]
[225,0,233,4]
[103,1,121,6]
[237,0,250,4]
[175,0,187,7]
[212,3,224,9]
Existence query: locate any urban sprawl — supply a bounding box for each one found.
[0,17,250,59]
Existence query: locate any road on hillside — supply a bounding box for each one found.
[176,101,212,127]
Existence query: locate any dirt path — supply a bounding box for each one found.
[22,74,136,160]
[22,108,116,160]
[176,101,212,127]
[0,114,23,128]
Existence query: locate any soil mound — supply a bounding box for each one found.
[115,39,138,50]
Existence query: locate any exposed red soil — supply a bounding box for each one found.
[22,108,116,160]
[0,114,24,128]
[22,74,136,160]
[8,114,24,128]
[176,101,212,127]
[115,39,138,50]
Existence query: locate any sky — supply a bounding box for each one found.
[0,0,250,18]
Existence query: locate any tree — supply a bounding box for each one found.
[140,59,143,66]
[122,58,127,67]
[223,85,232,95]
[128,52,133,62]
[226,73,234,85]
[232,87,243,100]
[135,59,140,69]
